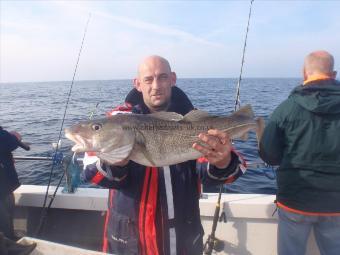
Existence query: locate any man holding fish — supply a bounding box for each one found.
[66,56,262,255]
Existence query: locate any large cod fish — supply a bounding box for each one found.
[65,105,264,167]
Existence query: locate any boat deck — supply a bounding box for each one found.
[13,185,320,255]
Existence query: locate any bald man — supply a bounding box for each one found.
[260,51,340,255]
[133,56,176,113]
[82,55,246,254]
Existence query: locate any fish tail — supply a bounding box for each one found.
[233,104,254,118]
[255,117,265,147]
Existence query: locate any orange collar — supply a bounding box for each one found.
[303,74,333,85]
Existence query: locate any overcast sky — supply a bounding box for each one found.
[1,0,339,82]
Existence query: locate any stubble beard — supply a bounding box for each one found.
[149,100,170,112]
[148,95,171,112]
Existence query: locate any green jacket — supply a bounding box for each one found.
[260,79,340,213]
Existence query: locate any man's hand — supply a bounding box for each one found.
[11,131,30,151]
[193,129,232,169]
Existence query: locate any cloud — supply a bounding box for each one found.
[1,1,340,82]
[51,1,222,47]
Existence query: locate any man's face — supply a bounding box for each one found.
[134,58,176,112]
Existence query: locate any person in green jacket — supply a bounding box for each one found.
[260,50,340,255]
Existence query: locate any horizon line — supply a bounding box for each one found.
[0,77,302,84]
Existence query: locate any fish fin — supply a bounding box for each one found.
[232,105,254,118]
[255,117,265,147]
[141,145,157,166]
[148,112,183,121]
[182,110,213,122]
[135,129,146,146]
[98,143,134,165]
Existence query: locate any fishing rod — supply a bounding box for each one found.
[203,185,224,254]
[234,0,254,112]
[15,156,54,161]
[203,1,255,254]
[35,13,91,237]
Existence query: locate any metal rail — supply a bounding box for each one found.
[14,156,265,168]
[14,156,83,162]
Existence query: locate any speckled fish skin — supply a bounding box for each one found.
[65,105,263,167]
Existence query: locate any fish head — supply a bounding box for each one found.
[65,118,128,153]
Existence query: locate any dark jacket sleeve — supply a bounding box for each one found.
[0,129,20,153]
[0,128,21,195]
[259,111,285,166]
[82,160,130,189]
[197,150,246,186]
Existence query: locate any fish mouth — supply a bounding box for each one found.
[65,132,91,152]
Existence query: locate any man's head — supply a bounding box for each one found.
[303,50,337,82]
[133,55,176,112]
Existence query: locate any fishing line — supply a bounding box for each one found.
[204,2,255,254]
[234,0,254,111]
[35,13,91,237]
[229,0,254,193]
[232,0,275,178]
[89,102,100,120]
[231,0,276,181]
[72,151,77,164]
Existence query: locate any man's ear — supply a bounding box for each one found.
[170,72,177,86]
[303,67,308,82]
[133,78,142,92]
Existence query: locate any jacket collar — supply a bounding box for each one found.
[303,74,334,85]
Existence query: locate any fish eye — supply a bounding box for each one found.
[92,123,102,131]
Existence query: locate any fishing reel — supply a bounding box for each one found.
[51,140,63,165]
[203,235,225,254]
[52,152,64,165]
[61,152,81,194]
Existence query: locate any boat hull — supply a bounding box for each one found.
[13,185,320,255]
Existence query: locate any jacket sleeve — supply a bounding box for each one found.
[259,110,285,166]
[0,128,20,153]
[82,159,130,189]
[197,149,247,186]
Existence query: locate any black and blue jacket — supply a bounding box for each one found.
[0,127,21,198]
[83,87,246,255]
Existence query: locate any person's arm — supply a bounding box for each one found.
[82,158,131,189]
[259,121,284,166]
[259,110,285,166]
[196,149,246,186]
[0,128,20,153]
